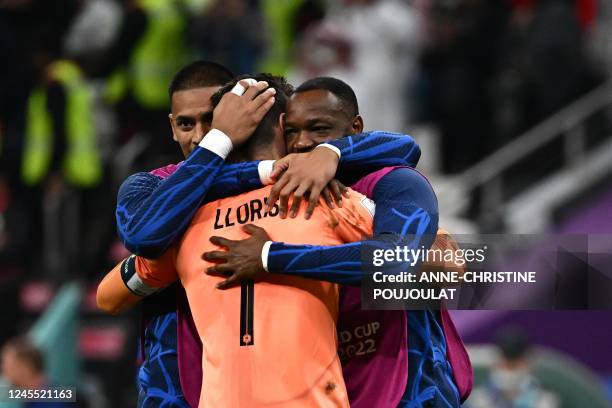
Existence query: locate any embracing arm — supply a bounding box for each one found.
[117,144,227,258]
[204,168,442,287]
[116,146,269,258]
[205,129,421,200]
[96,258,142,315]
[266,168,439,285]
[267,131,421,218]
[96,249,178,314]
[324,131,421,186]
[118,131,419,258]
[95,255,163,315]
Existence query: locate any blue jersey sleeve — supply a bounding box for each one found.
[116,131,420,260]
[266,168,439,285]
[206,161,262,201]
[327,131,421,185]
[116,146,262,258]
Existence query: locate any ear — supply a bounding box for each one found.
[168,113,178,142]
[278,112,285,134]
[352,115,364,134]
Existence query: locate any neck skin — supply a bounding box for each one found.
[228,145,279,163]
[227,127,286,163]
[251,140,285,161]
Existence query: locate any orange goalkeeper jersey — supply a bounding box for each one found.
[135,185,374,408]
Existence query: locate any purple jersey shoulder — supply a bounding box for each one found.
[351,166,433,199]
[149,162,183,179]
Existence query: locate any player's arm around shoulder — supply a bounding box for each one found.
[333,165,440,244]
[96,248,179,315]
[329,130,421,168]
[372,166,439,235]
[116,171,163,216]
[96,259,142,315]
[115,171,165,252]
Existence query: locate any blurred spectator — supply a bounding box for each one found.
[63,0,123,74]
[259,0,326,75]
[102,0,191,111]
[2,337,46,388]
[467,327,560,408]
[19,55,105,282]
[22,58,102,189]
[102,0,192,166]
[418,0,510,173]
[589,1,612,74]
[0,0,81,183]
[1,337,74,407]
[491,0,594,148]
[576,0,597,32]
[189,0,265,75]
[292,0,423,133]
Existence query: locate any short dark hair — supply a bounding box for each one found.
[168,61,234,98]
[2,337,44,374]
[294,77,359,117]
[211,74,293,154]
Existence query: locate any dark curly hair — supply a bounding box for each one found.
[211,74,293,157]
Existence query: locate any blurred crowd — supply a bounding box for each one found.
[0,0,610,311]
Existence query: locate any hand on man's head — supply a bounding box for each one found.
[211,79,276,146]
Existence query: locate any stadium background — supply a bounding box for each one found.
[0,0,611,406]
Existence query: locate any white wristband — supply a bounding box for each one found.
[126,273,159,297]
[258,160,276,185]
[199,129,233,159]
[261,240,273,272]
[121,255,159,297]
[317,143,341,159]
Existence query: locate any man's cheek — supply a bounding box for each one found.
[175,133,192,151]
[174,132,187,144]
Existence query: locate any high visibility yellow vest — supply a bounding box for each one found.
[106,0,190,109]
[259,0,305,75]
[22,60,102,187]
